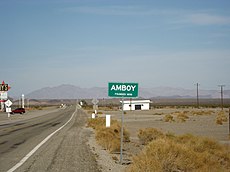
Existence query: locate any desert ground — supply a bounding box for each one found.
[103,108,230,142]
[87,107,230,171]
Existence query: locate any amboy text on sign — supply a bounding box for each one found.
[110,84,136,92]
[108,82,138,98]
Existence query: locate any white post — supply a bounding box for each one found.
[106,115,111,127]
[92,113,95,119]
[22,94,25,108]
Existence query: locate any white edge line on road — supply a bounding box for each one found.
[7,106,78,172]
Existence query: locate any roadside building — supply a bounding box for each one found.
[121,100,151,111]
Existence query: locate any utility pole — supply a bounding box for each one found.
[195,83,200,108]
[218,85,225,110]
[229,108,230,138]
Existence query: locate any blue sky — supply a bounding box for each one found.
[1,0,230,97]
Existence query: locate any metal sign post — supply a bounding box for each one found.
[108,82,138,164]
[92,98,99,115]
[120,98,124,164]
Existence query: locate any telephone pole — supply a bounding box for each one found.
[218,85,225,110]
[195,83,200,108]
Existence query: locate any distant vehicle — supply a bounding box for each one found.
[10,108,26,114]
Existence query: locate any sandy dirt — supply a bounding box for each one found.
[105,108,230,142]
[87,107,230,172]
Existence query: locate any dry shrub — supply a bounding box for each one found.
[172,111,183,115]
[87,118,105,129]
[127,133,230,172]
[100,106,115,111]
[183,110,189,113]
[138,128,164,145]
[96,122,130,152]
[191,110,213,116]
[176,112,189,122]
[173,134,230,170]
[174,134,224,153]
[163,114,174,122]
[88,110,94,114]
[128,139,203,172]
[88,111,103,115]
[87,117,130,153]
[96,127,120,152]
[216,111,228,125]
[153,113,163,115]
[163,111,189,123]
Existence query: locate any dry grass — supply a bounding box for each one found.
[87,111,103,114]
[216,110,228,125]
[163,114,174,122]
[163,110,216,123]
[174,134,224,153]
[138,128,164,145]
[163,111,189,123]
[176,112,189,122]
[153,113,163,115]
[127,131,230,172]
[87,117,106,129]
[95,126,121,152]
[87,117,130,152]
[98,106,118,111]
[191,110,214,116]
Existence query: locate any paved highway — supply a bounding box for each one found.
[0,106,99,172]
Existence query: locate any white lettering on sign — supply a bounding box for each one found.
[111,85,136,91]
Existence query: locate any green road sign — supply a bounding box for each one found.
[108,82,138,98]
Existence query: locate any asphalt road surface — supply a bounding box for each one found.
[0,106,99,172]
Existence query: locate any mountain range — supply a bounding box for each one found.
[25,84,230,99]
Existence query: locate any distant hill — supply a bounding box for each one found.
[26,84,107,99]
[26,84,230,99]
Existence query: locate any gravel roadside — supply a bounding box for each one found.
[13,107,101,172]
[87,127,126,172]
